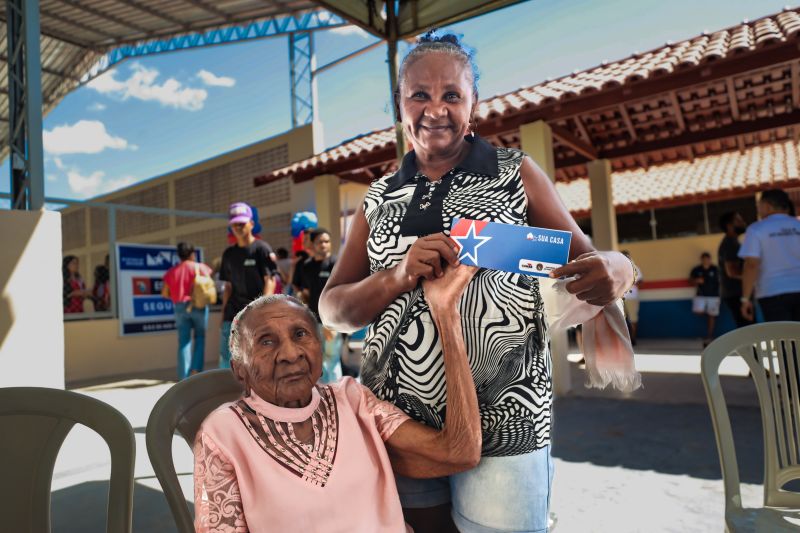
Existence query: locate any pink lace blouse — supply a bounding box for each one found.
[194,377,412,532]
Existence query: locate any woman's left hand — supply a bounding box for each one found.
[550,251,634,307]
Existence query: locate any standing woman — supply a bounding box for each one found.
[62,255,88,314]
[92,254,111,312]
[320,31,635,533]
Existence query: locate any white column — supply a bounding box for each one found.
[0,210,65,388]
[520,120,571,396]
[520,120,555,178]
[587,159,618,251]
[313,174,342,254]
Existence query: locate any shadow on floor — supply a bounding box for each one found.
[552,396,763,484]
[567,360,760,407]
[68,372,175,391]
[52,480,187,533]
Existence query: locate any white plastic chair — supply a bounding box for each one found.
[701,322,800,532]
[146,369,243,533]
[0,387,135,532]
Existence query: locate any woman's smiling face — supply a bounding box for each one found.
[399,52,476,158]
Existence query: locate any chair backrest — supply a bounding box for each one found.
[0,387,135,532]
[701,321,800,513]
[146,369,243,533]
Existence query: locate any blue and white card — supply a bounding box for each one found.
[450,218,572,277]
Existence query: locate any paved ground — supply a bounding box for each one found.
[50,339,770,532]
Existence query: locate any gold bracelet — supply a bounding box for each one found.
[623,253,638,293]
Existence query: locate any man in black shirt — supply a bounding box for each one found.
[717,211,752,328]
[292,228,335,317]
[690,252,721,347]
[293,228,341,381]
[219,202,277,368]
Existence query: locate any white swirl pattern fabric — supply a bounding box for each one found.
[362,142,552,457]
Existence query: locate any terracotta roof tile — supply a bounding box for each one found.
[777,10,800,36]
[260,7,800,183]
[556,140,800,215]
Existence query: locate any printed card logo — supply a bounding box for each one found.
[519,259,559,274]
[452,220,492,265]
[526,232,534,240]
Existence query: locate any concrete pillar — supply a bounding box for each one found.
[519,120,571,396]
[167,179,177,245]
[313,174,342,254]
[83,208,92,284]
[339,182,369,243]
[84,206,91,249]
[0,210,65,388]
[520,120,555,178]
[587,159,618,251]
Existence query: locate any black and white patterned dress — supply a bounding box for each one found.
[361,135,552,457]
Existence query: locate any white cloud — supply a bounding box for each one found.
[105,175,137,192]
[53,157,65,170]
[46,173,57,182]
[87,64,207,111]
[67,169,137,197]
[197,69,236,88]
[43,120,129,155]
[67,170,105,196]
[88,102,107,112]
[87,71,125,94]
[329,25,370,38]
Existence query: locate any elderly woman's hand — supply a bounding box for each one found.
[392,233,461,292]
[422,262,478,311]
[550,250,634,307]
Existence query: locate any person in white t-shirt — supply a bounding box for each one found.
[739,189,800,322]
[621,250,643,345]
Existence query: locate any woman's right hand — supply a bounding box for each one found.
[392,233,461,292]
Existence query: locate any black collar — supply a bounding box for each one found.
[385,134,499,193]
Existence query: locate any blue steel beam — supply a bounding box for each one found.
[80,10,346,84]
[7,0,45,210]
[289,31,315,127]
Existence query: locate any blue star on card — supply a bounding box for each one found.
[453,220,491,266]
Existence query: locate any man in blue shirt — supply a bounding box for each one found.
[690,252,721,347]
[739,189,800,322]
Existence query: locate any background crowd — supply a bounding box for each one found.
[618,188,800,349]
[61,186,800,382]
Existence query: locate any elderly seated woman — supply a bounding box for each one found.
[193,264,480,532]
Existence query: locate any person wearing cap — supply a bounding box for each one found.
[219,202,278,369]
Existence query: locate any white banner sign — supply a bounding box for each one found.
[115,243,203,336]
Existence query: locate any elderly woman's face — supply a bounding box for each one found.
[399,53,475,156]
[234,301,322,407]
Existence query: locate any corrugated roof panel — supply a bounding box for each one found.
[0,0,324,162]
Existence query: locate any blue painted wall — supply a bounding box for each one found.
[637,299,738,338]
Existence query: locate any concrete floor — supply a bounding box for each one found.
[49,339,774,532]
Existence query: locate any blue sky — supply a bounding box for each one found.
[4,0,792,200]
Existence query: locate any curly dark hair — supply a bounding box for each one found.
[397,29,480,97]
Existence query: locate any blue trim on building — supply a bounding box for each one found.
[637,299,734,338]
